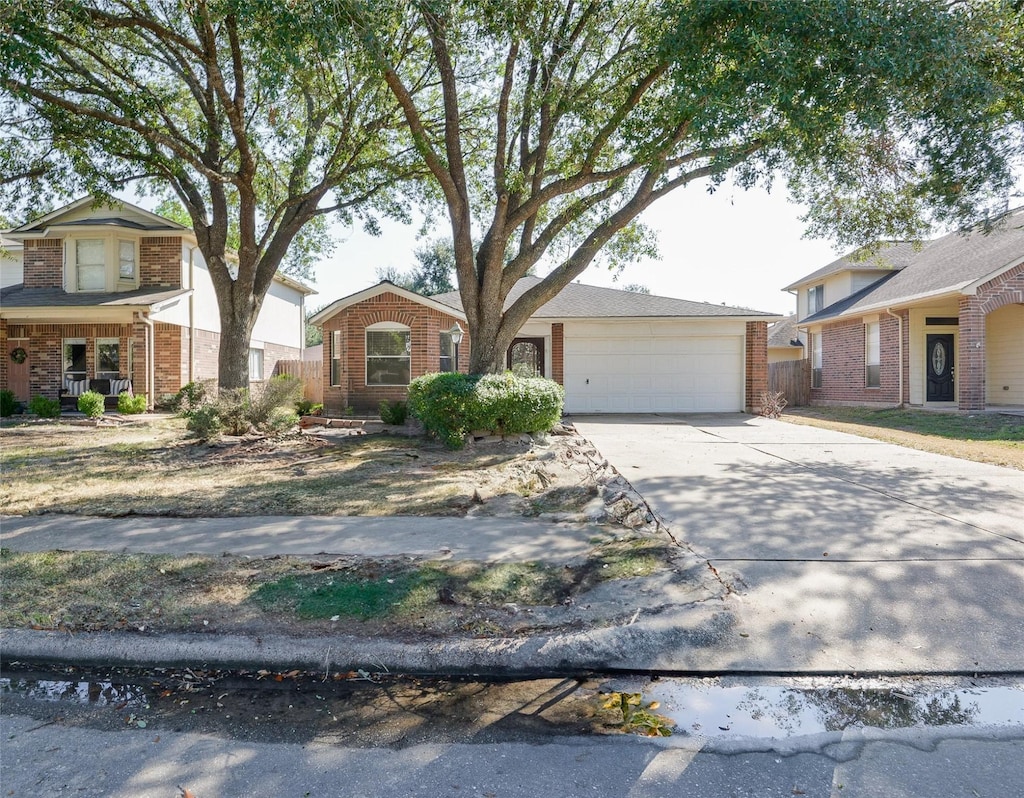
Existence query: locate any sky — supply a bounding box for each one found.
[305,182,840,318]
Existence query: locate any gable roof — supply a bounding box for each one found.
[7,196,189,238]
[767,314,805,349]
[308,280,468,326]
[801,207,1024,324]
[431,275,778,319]
[782,241,922,292]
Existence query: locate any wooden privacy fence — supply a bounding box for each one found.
[275,359,323,403]
[768,358,810,407]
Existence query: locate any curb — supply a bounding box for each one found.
[0,609,735,678]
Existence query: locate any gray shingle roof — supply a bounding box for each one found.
[431,275,776,318]
[782,241,923,291]
[0,284,190,308]
[767,314,805,349]
[802,207,1024,323]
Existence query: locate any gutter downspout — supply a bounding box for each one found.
[138,311,155,411]
[885,308,904,408]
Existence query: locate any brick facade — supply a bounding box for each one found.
[551,323,564,385]
[139,237,183,288]
[810,313,904,407]
[744,321,768,413]
[958,262,1024,411]
[22,239,62,289]
[320,291,469,414]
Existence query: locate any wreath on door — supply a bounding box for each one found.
[9,347,27,364]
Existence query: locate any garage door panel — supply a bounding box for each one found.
[564,333,744,413]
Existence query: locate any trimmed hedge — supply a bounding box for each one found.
[77,390,105,418]
[408,371,564,448]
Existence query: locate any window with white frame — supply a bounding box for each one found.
[75,239,106,291]
[807,285,824,316]
[439,331,455,372]
[249,348,264,381]
[96,338,120,380]
[330,330,343,386]
[811,332,823,388]
[366,324,411,386]
[865,321,881,388]
[118,240,137,280]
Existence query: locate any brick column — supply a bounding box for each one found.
[551,323,564,385]
[745,321,768,413]
[958,296,986,412]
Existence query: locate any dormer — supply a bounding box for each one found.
[5,197,191,292]
[783,241,923,322]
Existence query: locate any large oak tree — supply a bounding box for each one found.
[1,0,413,388]
[356,0,1021,374]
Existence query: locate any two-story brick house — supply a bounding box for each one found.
[0,197,314,408]
[784,208,1023,412]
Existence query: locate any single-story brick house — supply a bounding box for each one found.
[0,197,315,408]
[310,276,778,415]
[785,207,1024,412]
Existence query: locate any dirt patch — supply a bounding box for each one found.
[0,416,652,524]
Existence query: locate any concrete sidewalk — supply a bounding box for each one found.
[0,514,616,563]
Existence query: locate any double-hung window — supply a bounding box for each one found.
[330,330,343,386]
[249,348,264,381]
[118,240,137,281]
[366,325,411,386]
[865,322,881,388]
[76,239,106,291]
[439,331,455,372]
[807,285,824,316]
[63,338,88,395]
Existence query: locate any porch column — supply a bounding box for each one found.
[958,296,986,412]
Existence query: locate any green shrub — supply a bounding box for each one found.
[265,407,300,434]
[170,380,210,417]
[471,373,564,435]
[77,390,105,418]
[0,390,16,417]
[296,398,323,416]
[408,371,564,448]
[407,372,480,448]
[186,405,222,438]
[117,392,148,414]
[379,399,408,425]
[28,395,61,419]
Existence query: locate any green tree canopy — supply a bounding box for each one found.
[1,0,414,388]
[377,237,457,295]
[355,0,1021,373]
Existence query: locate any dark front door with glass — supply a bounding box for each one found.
[925,334,955,402]
[507,338,545,377]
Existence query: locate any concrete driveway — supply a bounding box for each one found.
[572,414,1024,673]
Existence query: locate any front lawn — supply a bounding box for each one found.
[782,407,1024,469]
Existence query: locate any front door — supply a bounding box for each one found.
[7,344,30,402]
[507,338,545,377]
[926,334,955,402]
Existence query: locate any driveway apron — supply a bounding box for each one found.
[572,414,1024,673]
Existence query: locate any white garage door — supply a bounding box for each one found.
[563,333,744,413]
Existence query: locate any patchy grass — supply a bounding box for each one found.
[0,417,601,518]
[783,407,1024,469]
[1,539,675,637]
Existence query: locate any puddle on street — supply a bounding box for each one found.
[1,664,1021,747]
[644,677,1024,739]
